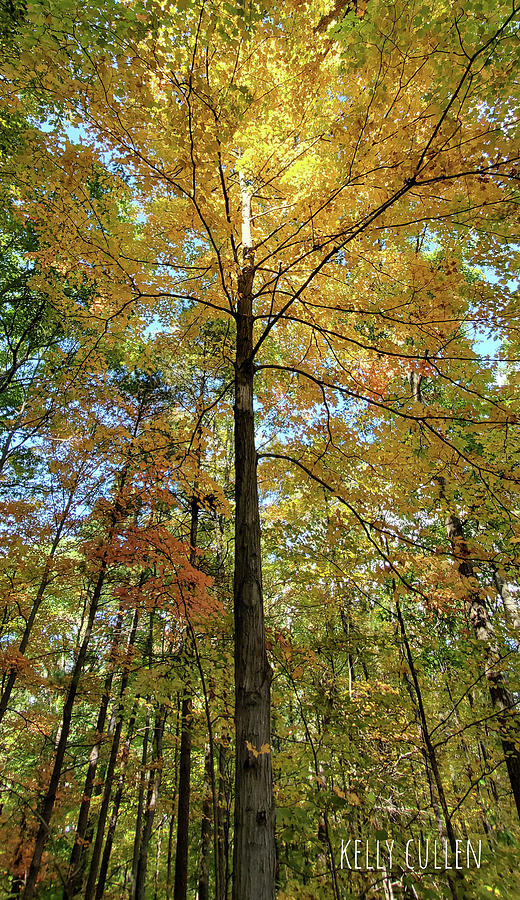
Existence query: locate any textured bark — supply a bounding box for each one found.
[232,219,275,899]
[493,569,520,630]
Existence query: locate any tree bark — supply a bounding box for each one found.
[172,693,192,900]
[232,184,276,900]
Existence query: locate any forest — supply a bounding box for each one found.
[0,0,519,897]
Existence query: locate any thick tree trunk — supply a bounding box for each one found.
[232,193,276,900]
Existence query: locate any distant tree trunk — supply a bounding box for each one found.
[83,606,141,900]
[134,706,167,899]
[217,740,230,900]
[412,370,520,820]
[445,510,520,820]
[232,182,276,900]
[166,813,175,900]
[65,608,127,897]
[173,494,199,900]
[197,744,213,900]
[22,553,110,899]
[10,809,27,895]
[173,692,192,900]
[395,595,467,900]
[154,816,165,899]
[166,705,182,900]
[94,701,139,900]
[130,703,152,894]
[0,480,77,727]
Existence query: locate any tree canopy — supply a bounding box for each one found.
[0,0,519,897]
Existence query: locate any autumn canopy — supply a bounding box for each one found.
[0,0,519,897]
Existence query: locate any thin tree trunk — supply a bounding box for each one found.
[173,693,192,900]
[232,179,275,900]
[10,809,27,895]
[445,510,520,820]
[0,480,77,727]
[155,816,165,899]
[395,596,467,900]
[413,365,520,819]
[134,706,167,899]
[94,701,139,900]
[22,554,110,899]
[197,744,213,900]
[173,494,199,900]
[84,607,141,900]
[130,704,152,895]
[166,814,175,900]
[217,740,230,900]
[65,609,127,897]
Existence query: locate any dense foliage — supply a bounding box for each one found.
[0,0,519,897]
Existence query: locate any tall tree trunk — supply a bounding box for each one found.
[173,693,192,900]
[232,181,276,900]
[173,494,199,900]
[217,740,230,900]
